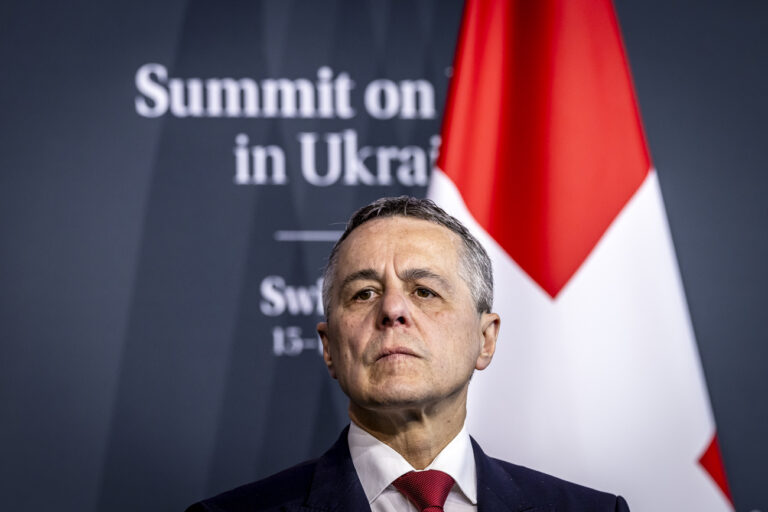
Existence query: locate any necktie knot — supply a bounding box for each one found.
[393,470,455,511]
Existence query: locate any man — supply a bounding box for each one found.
[187,196,629,511]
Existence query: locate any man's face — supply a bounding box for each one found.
[317,216,499,414]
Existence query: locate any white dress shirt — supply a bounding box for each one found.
[348,422,478,512]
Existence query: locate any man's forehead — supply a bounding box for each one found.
[331,216,461,279]
[338,216,461,258]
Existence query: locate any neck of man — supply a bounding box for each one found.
[348,385,469,469]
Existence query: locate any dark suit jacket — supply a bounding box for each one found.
[186,427,629,511]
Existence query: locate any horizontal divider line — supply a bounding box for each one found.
[273,230,344,242]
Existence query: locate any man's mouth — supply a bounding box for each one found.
[376,347,418,361]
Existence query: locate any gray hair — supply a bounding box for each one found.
[322,196,493,315]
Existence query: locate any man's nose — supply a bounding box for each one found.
[377,288,412,327]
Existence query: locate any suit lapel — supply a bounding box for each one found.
[473,438,542,512]
[286,430,543,512]
[287,426,370,512]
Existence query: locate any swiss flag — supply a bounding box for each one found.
[429,0,734,509]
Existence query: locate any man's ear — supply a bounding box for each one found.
[317,321,337,379]
[475,312,500,371]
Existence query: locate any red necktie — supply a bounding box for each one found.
[392,470,455,511]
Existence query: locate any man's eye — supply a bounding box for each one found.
[414,287,435,298]
[353,289,375,301]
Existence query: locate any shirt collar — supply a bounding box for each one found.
[347,421,477,505]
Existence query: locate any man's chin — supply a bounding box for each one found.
[355,386,438,410]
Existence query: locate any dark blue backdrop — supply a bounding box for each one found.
[0,1,765,511]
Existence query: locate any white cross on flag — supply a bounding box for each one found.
[429,0,734,509]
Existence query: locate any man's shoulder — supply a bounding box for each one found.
[184,459,318,512]
[482,453,629,511]
[185,427,366,512]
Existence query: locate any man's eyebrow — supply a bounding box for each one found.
[339,269,381,290]
[338,267,452,291]
[401,268,453,290]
